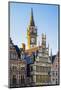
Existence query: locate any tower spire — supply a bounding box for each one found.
[30,8,35,26]
[27,8,37,49]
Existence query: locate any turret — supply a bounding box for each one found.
[41,33,46,49]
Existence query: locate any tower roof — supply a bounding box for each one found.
[30,8,35,26]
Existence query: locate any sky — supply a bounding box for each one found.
[10,2,59,55]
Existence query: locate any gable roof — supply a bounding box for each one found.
[14,45,20,58]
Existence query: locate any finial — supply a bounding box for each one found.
[50,48,52,57]
[48,43,49,49]
[45,32,46,38]
[50,48,52,62]
[48,43,49,55]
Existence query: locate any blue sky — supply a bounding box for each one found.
[10,2,59,55]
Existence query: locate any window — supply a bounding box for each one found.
[21,75,25,84]
[56,72,57,76]
[52,71,55,76]
[56,79,58,84]
[10,53,17,59]
[12,75,17,85]
[31,75,33,81]
[11,53,13,59]
[53,78,55,81]
[12,66,17,72]
[30,66,33,71]
[36,75,47,83]
[36,66,40,72]
[13,53,17,59]
[21,67,25,71]
[56,64,57,68]
[13,53,15,59]
[36,75,40,83]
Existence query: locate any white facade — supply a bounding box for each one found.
[30,46,51,86]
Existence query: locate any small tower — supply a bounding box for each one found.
[50,48,52,62]
[27,8,37,49]
[41,33,46,49]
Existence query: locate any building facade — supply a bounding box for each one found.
[29,34,51,86]
[9,38,27,87]
[51,52,59,85]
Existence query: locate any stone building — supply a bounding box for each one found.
[29,34,51,86]
[9,38,27,87]
[51,52,60,85]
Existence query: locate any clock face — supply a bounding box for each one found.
[31,38,35,43]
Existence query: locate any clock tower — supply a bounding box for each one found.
[27,8,37,49]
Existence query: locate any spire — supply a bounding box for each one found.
[51,49,52,56]
[42,33,46,48]
[50,48,52,62]
[30,8,35,26]
[48,43,49,49]
[48,43,49,56]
